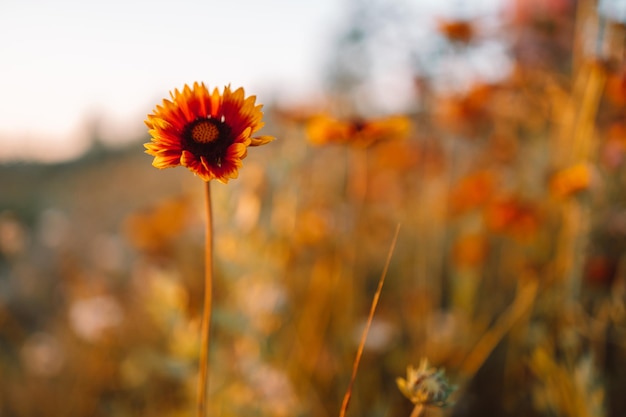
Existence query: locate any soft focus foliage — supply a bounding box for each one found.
[2,1,626,417]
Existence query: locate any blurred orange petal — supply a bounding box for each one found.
[124,197,191,253]
[449,170,498,215]
[452,234,489,268]
[437,19,475,43]
[306,114,411,148]
[485,196,541,240]
[549,163,592,198]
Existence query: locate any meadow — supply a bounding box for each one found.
[1,1,625,416]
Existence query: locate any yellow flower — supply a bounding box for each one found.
[144,83,274,183]
[306,114,410,148]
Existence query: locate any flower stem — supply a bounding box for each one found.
[198,181,214,417]
[409,404,424,417]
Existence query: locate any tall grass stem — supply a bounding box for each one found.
[339,223,401,417]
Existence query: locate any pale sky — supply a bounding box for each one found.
[0,0,341,161]
[0,0,505,162]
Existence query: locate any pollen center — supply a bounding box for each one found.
[190,120,220,144]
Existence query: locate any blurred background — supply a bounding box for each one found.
[1,0,626,416]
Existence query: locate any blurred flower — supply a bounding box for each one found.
[352,317,396,351]
[396,358,455,408]
[294,206,334,245]
[245,361,298,416]
[488,131,519,164]
[0,212,26,256]
[452,233,489,268]
[68,295,123,342]
[550,163,592,198]
[234,278,286,334]
[234,190,262,233]
[21,332,65,377]
[437,19,475,43]
[145,83,274,183]
[601,122,626,169]
[584,255,618,288]
[306,114,410,148]
[143,268,189,326]
[169,321,200,360]
[605,66,626,107]
[485,196,541,240]
[435,83,495,137]
[124,197,191,254]
[449,170,497,215]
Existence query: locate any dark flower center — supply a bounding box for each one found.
[183,118,233,166]
[351,119,366,133]
[191,120,220,144]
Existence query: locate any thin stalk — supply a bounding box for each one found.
[339,223,401,417]
[460,278,538,378]
[409,404,424,417]
[198,181,214,417]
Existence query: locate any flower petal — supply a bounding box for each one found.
[250,135,275,146]
[144,83,274,182]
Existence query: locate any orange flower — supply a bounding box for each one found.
[145,83,274,183]
[485,196,541,240]
[449,170,497,215]
[437,19,474,43]
[605,67,626,107]
[372,140,420,171]
[452,234,489,268]
[124,197,191,253]
[434,83,495,136]
[549,163,592,198]
[306,114,410,148]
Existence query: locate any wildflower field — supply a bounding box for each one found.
[1,1,626,416]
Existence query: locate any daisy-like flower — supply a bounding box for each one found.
[144,83,274,183]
